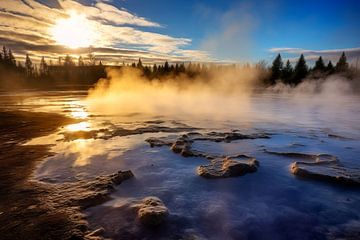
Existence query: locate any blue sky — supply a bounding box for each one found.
[1,0,359,64]
[116,0,360,62]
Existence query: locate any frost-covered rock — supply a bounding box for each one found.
[197,156,259,179]
[136,196,169,227]
[291,161,360,186]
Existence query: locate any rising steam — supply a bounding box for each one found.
[86,66,266,121]
[86,66,359,129]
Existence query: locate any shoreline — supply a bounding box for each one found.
[0,111,133,240]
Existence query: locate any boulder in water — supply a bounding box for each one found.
[137,197,169,227]
[197,156,259,179]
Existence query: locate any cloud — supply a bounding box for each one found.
[269,47,360,65]
[0,0,210,64]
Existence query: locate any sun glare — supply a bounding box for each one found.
[52,12,96,49]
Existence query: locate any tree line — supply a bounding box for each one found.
[0,45,356,89]
[268,52,351,85]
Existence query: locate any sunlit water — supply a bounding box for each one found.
[1,89,359,239]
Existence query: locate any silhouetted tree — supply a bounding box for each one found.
[2,46,8,64]
[64,55,74,67]
[39,56,48,76]
[137,58,143,69]
[270,54,283,84]
[313,56,326,72]
[8,49,16,67]
[78,56,85,66]
[58,57,63,66]
[152,64,158,77]
[335,52,349,72]
[292,54,308,85]
[88,52,96,66]
[326,61,335,74]
[164,61,170,73]
[25,54,33,77]
[281,60,293,84]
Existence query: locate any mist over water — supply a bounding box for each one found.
[86,67,360,133]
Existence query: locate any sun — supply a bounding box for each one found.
[52,12,96,49]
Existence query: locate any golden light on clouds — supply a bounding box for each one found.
[51,12,97,49]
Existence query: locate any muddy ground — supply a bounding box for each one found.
[0,111,131,240]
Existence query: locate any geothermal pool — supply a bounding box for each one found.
[1,89,359,239]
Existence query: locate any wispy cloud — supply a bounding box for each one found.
[0,0,211,64]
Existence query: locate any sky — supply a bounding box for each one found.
[0,0,359,65]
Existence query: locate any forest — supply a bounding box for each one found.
[0,45,356,89]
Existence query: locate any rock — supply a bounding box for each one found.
[170,136,195,157]
[197,155,259,179]
[291,161,360,186]
[264,150,338,163]
[52,170,134,209]
[136,197,169,227]
[201,131,269,142]
[265,149,359,186]
[146,137,173,147]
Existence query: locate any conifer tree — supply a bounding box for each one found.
[64,55,74,67]
[137,58,143,69]
[270,54,283,84]
[326,61,335,74]
[78,56,85,66]
[281,60,293,84]
[313,56,325,72]
[25,54,33,77]
[39,56,48,76]
[292,54,308,85]
[164,61,170,73]
[2,46,8,63]
[8,49,16,67]
[153,64,158,75]
[335,52,349,72]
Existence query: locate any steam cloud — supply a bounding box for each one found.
[86,66,266,121]
[86,67,359,130]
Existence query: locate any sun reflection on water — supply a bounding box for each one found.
[70,108,89,119]
[70,139,93,167]
[66,122,91,132]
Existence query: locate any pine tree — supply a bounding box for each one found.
[180,63,185,72]
[2,46,8,63]
[78,56,85,66]
[58,57,63,66]
[335,52,349,72]
[153,64,158,76]
[313,56,325,72]
[64,55,74,67]
[281,60,293,84]
[39,57,48,76]
[8,49,16,67]
[164,61,170,73]
[25,54,33,77]
[88,53,96,66]
[326,61,335,74]
[292,54,308,85]
[137,58,143,69]
[270,54,283,84]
